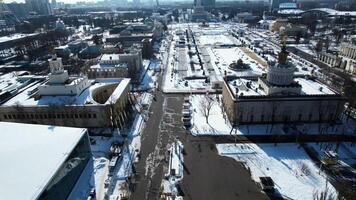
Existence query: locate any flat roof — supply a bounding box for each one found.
[228,77,335,97]
[101,54,121,61]
[2,78,130,106]
[0,122,87,200]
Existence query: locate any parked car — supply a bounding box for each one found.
[182,117,191,127]
[183,102,190,110]
[182,109,191,118]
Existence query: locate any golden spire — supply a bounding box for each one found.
[278,35,289,65]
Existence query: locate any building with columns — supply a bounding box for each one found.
[340,42,356,74]
[222,44,346,125]
[317,51,342,68]
[0,58,132,129]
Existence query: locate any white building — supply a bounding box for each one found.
[222,45,346,125]
[340,42,356,75]
[87,47,143,81]
[0,58,132,128]
[0,122,93,200]
[38,57,91,96]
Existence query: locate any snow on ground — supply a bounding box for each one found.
[91,135,115,200]
[198,34,235,46]
[190,95,232,135]
[109,114,145,199]
[138,59,160,91]
[190,95,288,135]
[290,44,317,56]
[90,113,146,200]
[307,142,356,167]
[217,143,337,200]
[208,47,265,77]
[161,140,184,199]
[190,94,354,136]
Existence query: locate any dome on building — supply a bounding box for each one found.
[266,43,295,86]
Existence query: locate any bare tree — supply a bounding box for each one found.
[313,182,338,200]
[199,93,215,124]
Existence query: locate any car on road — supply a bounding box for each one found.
[182,117,191,127]
[182,108,191,118]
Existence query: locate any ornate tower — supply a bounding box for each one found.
[266,43,295,86]
[48,57,69,84]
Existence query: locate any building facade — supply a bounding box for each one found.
[25,0,52,15]
[317,51,342,68]
[87,46,143,82]
[0,58,132,128]
[222,45,346,125]
[340,42,356,74]
[0,122,93,200]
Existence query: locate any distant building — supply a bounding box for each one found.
[25,0,52,15]
[0,57,132,128]
[142,38,153,58]
[55,18,65,30]
[194,0,215,9]
[105,23,160,48]
[190,0,210,22]
[340,42,356,74]
[132,0,140,7]
[5,3,30,19]
[0,122,93,200]
[234,12,259,24]
[317,42,356,75]
[222,44,346,125]
[87,45,143,81]
[317,51,342,68]
[78,44,101,59]
[51,0,57,8]
[270,0,293,11]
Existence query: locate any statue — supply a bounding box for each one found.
[278,39,289,65]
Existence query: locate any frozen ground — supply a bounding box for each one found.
[190,95,287,136]
[190,95,355,136]
[138,59,160,91]
[198,34,235,46]
[217,143,338,200]
[90,113,146,200]
[307,142,356,167]
[190,95,232,135]
[207,47,265,78]
[161,140,184,199]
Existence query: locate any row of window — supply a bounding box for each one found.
[239,113,335,122]
[2,112,97,120]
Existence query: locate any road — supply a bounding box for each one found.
[130,74,269,200]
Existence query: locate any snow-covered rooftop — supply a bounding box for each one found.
[295,78,335,95]
[2,78,130,106]
[101,54,121,61]
[229,78,266,96]
[0,122,87,200]
[227,77,336,97]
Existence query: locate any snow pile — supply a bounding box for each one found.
[161,140,184,199]
[217,143,337,200]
